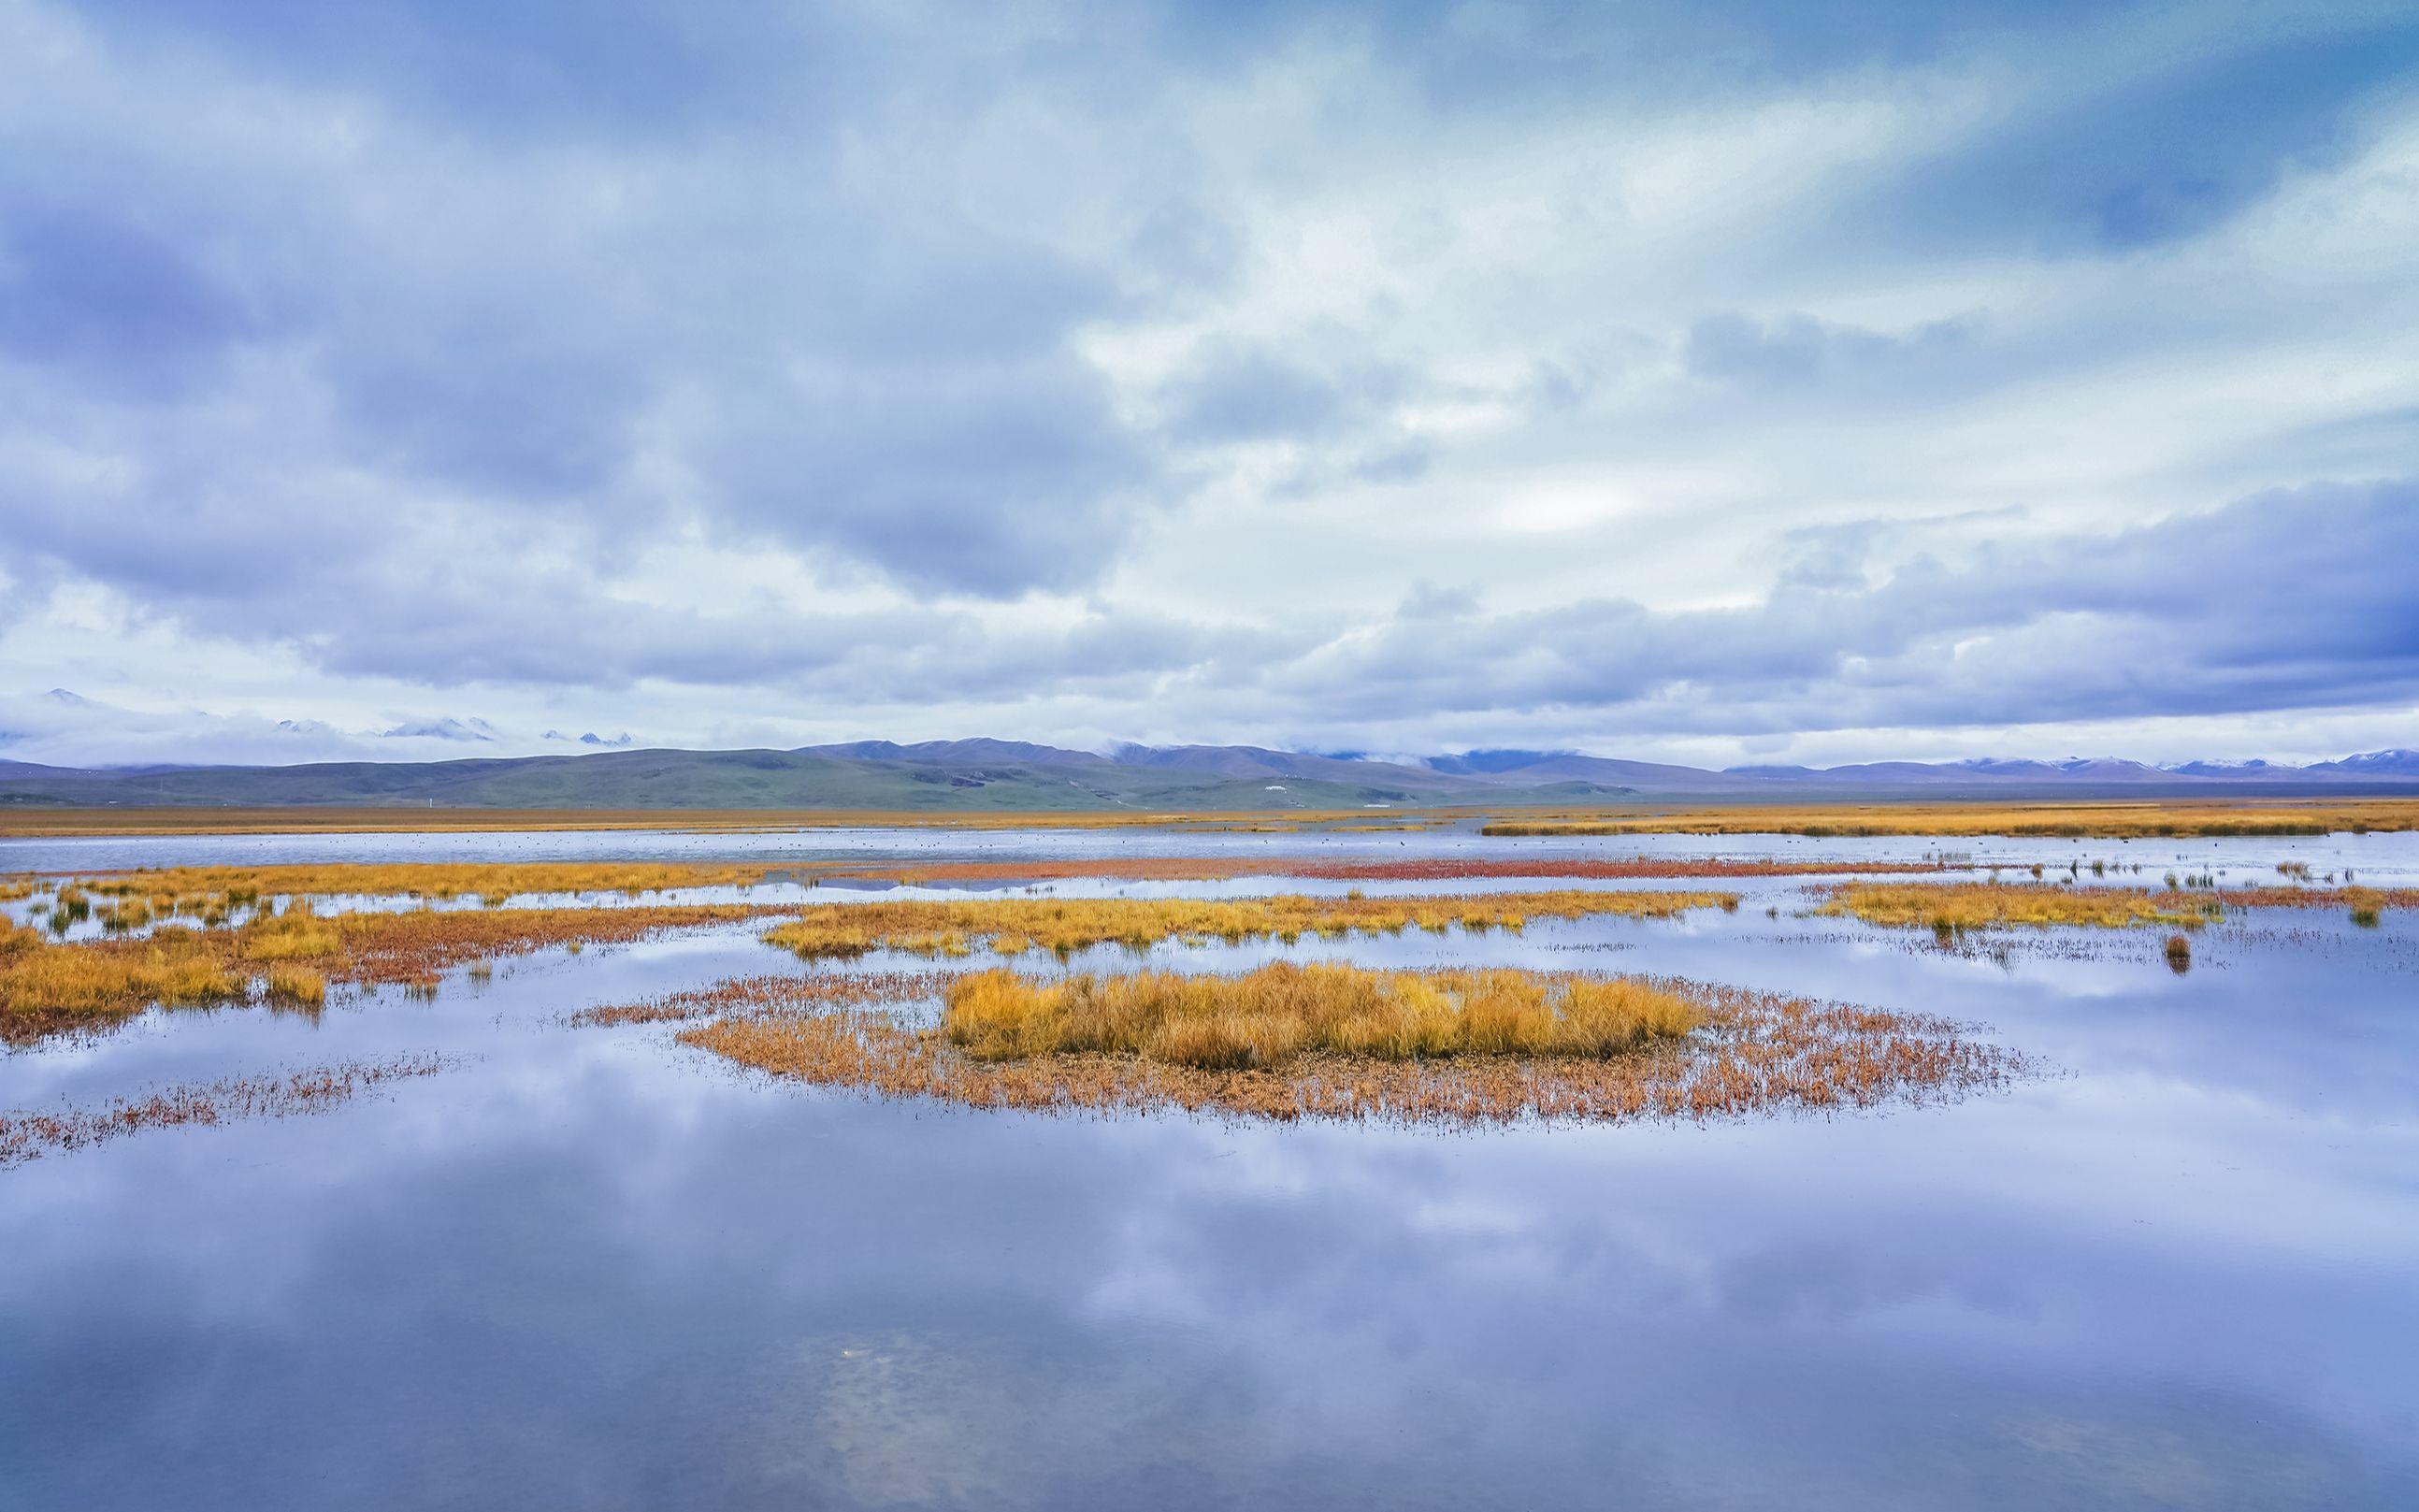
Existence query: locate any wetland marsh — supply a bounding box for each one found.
[3,817,2417,1508]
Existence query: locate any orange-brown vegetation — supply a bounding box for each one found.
[0,1054,449,1167]
[0,920,249,1040]
[2202,885,2415,914]
[760,889,1733,960]
[1482,799,2419,838]
[836,856,1948,885]
[1821,883,2230,931]
[569,970,945,1029]
[1,902,804,1043]
[679,965,2025,1126]
[1821,881,2417,933]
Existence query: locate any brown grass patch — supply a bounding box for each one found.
[0,1054,450,1167]
[760,889,1734,960]
[679,966,2024,1127]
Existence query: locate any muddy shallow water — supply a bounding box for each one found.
[4,828,2415,1509]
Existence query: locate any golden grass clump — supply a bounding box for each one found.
[938,964,1703,1068]
[1820,883,2228,931]
[679,967,2027,1128]
[0,925,246,1032]
[760,889,1732,960]
[265,964,327,1007]
[1,900,805,1044]
[238,901,345,960]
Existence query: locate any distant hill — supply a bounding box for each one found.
[0,741,2413,812]
[0,745,1620,812]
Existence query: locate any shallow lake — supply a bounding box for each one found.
[4,826,2415,1509]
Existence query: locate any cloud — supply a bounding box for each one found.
[1684,312,1977,393]
[1255,482,2419,738]
[1,1,2416,764]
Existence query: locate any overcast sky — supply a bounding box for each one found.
[2,0,2415,769]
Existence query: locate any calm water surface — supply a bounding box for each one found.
[3,828,2415,1509]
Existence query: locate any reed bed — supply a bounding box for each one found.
[1820,883,2228,930]
[940,963,1702,1066]
[2194,885,2415,914]
[836,856,1948,885]
[1821,881,2417,932]
[679,967,2024,1127]
[760,889,1733,960]
[569,970,945,1029]
[0,1053,449,1167]
[0,901,806,1043]
[0,921,250,1038]
[1481,799,2419,839]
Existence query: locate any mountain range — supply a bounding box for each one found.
[2,741,2415,812]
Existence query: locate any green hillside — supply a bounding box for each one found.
[0,747,1632,812]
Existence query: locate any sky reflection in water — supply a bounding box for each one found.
[2,830,2416,1509]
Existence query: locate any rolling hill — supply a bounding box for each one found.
[0,742,2413,812]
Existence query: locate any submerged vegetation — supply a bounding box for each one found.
[679,964,2026,1126]
[1481,799,2419,839]
[569,970,945,1029]
[0,1054,449,1167]
[760,889,1734,960]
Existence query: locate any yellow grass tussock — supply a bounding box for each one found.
[939,964,1703,1068]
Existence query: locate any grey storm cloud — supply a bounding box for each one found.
[1,0,2416,761]
[1264,485,2419,736]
